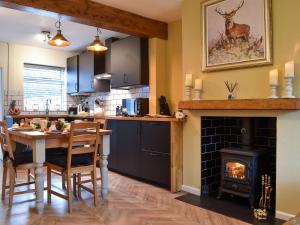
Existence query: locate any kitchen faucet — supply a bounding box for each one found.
[45,99,51,115]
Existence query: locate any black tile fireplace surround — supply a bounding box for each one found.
[201,117,276,211]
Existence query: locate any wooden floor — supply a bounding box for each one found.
[0,165,250,225]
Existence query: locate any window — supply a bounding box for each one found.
[23,63,66,111]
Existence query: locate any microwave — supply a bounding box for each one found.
[122,98,149,116]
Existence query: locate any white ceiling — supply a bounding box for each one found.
[0,7,127,52]
[92,0,182,22]
[0,0,182,52]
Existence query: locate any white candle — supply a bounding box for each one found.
[195,78,203,90]
[285,61,295,78]
[185,74,193,86]
[269,69,278,86]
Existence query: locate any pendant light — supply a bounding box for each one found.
[87,28,107,52]
[48,19,70,47]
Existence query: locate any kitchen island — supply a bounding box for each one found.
[10,114,184,192]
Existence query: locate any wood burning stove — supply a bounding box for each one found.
[217,118,268,207]
[217,148,265,207]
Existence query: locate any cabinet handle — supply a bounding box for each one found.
[75,83,77,91]
[91,81,94,89]
[149,152,158,156]
[149,122,162,126]
[124,74,128,83]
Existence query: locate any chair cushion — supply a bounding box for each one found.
[12,151,33,167]
[46,148,67,159]
[3,143,34,167]
[46,153,93,169]
[15,143,32,153]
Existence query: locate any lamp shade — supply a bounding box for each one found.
[87,35,107,52]
[48,30,70,47]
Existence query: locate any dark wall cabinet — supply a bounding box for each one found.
[67,55,79,94]
[67,51,110,94]
[107,120,170,187]
[105,37,119,75]
[78,51,109,93]
[111,36,149,89]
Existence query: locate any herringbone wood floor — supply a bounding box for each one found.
[0,166,250,225]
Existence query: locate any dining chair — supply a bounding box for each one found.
[0,121,36,207]
[77,118,107,188]
[46,122,100,213]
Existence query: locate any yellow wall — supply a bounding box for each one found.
[149,38,167,114]
[166,21,183,113]
[181,0,300,216]
[149,20,182,115]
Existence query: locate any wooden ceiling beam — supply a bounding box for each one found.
[0,0,168,39]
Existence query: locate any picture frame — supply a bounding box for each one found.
[202,0,272,72]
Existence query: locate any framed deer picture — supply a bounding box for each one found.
[202,0,272,72]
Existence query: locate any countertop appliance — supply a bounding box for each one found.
[122,98,149,116]
[68,106,78,115]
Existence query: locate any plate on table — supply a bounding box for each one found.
[11,127,34,131]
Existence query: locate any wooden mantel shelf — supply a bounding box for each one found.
[178,99,300,110]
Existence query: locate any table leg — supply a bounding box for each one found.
[32,139,46,214]
[100,135,110,200]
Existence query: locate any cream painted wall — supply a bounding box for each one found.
[181,0,300,216]
[0,43,76,92]
[0,43,9,93]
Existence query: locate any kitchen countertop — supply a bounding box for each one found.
[10,114,185,122]
[105,116,184,122]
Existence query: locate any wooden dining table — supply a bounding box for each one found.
[8,129,112,214]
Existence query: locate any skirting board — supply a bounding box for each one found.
[276,211,295,221]
[181,185,201,196]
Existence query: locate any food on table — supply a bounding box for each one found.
[12,123,19,128]
[55,120,65,131]
[9,100,21,116]
[33,123,41,129]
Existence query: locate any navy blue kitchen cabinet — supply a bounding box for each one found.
[79,51,106,93]
[107,120,140,177]
[110,36,149,89]
[67,55,79,94]
[107,119,171,188]
[140,121,170,187]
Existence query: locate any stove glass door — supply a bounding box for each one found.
[225,161,246,180]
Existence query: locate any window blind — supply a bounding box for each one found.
[23,63,66,111]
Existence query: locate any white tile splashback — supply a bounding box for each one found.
[83,87,149,116]
[4,87,149,116]
[4,89,75,115]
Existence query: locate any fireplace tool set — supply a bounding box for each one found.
[254,174,273,220]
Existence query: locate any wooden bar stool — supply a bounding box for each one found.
[0,121,36,207]
[46,122,100,213]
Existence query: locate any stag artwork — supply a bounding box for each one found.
[215,0,250,43]
[203,0,271,70]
